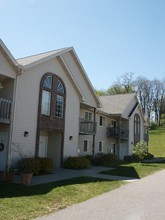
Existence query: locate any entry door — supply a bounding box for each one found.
[39,136,48,157]
[0,132,8,171]
[119,143,128,160]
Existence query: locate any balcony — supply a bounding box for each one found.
[0,98,12,124]
[107,126,129,139]
[79,118,97,135]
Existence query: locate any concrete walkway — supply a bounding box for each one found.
[13,166,138,185]
[37,169,165,220]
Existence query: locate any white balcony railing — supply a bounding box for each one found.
[0,98,12,124]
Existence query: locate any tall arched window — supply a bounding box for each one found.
[40,73,66,119]
[134,113,141,145]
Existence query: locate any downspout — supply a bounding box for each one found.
[92,108,96,158]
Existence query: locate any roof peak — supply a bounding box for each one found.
[17,47,69,61]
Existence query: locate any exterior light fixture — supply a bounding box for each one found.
[24,131,29,137]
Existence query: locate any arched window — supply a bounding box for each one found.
[41,73,65,118]
[134,113,141,145]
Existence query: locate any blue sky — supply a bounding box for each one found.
[1,0,165,90]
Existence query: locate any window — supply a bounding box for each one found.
[98,141,103,152]
[40,73,65,118]
[112,120,116,127]
[43,76,52,89]
[83,140,92,152]
[85,112,92,121]
[41,90,51,115]
[55,95,64,118]
[100,116,105,126]
[57,80,64,94]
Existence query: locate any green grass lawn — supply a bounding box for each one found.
[0,125,165,220]
[148,125,165,157]
[0,177,124,220]
[100,162,165,178]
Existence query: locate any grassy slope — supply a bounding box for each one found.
[148,125,165,157]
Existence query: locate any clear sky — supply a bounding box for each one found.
[1,0,165,90]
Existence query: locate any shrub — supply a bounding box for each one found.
[17,158,41,175]
[150,121,158,130]
[38,157,53,173]
[124,154,139,162]
[84,155,93,163]
[92,153,118,166]
[64,156,90,169]
[17,157,53,175]
[144,152,154,160]
[133,141,147,161]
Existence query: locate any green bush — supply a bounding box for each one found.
[38,157,53,173]
[124,154,139,162]
[17,157,53,175]
[64,156,90,169]
[144,152,154,160]
[150,121,158,130]
[17,158,41,175]
[133,141,147,161]
[92,153,118,166]
[84,155,93,163]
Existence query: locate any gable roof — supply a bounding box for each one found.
[16,46,101,108]
[0,39,18,68]
[17,48,69,67]
[99,93,137,117]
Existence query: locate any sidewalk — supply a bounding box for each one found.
[13,166,138,185]
[37,169,165,220]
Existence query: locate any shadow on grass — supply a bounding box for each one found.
[0,176,114,199]
[100,166,140,179]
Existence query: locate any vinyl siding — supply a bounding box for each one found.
[0,50,16,79]
[62,52,98,108]
[0,79,15,100]
[12,56,81,160]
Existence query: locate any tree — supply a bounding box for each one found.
[107,72,135,95]
[134,76,154,118]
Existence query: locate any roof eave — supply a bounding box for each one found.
[0,39,18,67]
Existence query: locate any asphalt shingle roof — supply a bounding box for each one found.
[17,48,68,66]
[99,93,136,115]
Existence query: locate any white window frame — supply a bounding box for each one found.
[55,95,64,118]
[98,141,104,152]
[41,90,51,115]
[99,116,106,126]
[83,139,92,152]
[85,112,92,121]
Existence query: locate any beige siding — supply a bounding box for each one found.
[62,52,97,108]
[0,50,16,79]
[0,79,15,100]
[12,57,80,160]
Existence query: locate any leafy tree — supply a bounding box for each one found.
[95,89,107,96]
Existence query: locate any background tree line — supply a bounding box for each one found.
[95,73,165,125]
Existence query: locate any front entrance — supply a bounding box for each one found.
[0,132,9,171]
[39,135,48,157]
[119,143,128,160]
[39,131,62,168]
